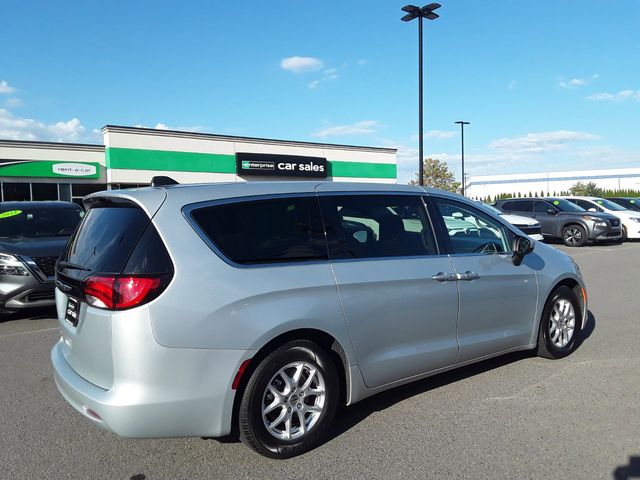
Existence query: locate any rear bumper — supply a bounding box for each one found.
[51,338,252,438]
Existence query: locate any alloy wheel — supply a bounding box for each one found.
[261,361,326,441]
[549,298,576,348]
[564,227,583,246]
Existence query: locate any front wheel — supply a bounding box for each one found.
[537,286,581,359]
[562,225,587,247]
[239,340,339,459]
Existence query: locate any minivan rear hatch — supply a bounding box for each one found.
[55,189,172,389]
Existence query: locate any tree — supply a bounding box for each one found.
[569,181,603,196]
[409,157,461,193]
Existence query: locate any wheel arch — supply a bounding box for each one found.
[228,328,351,439]
[537,276,586,338]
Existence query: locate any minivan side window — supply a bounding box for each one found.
[433,198,512,255]
[319,195,438,259]
[190,196,328,265]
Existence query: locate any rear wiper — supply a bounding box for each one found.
[57,261,92,272]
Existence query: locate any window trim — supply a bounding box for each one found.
[426,195,516,257]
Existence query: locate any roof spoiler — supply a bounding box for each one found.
[151,176,179,187]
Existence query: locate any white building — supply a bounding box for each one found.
[0,126,398,204]
[467,167,640,200]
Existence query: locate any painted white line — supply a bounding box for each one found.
[0,327,59,339]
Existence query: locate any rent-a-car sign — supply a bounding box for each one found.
[236,152,327,178]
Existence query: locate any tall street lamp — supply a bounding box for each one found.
[454,120,470,196]
[401,3,441,186]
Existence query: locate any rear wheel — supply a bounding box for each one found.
[537,286,581,359]
[562,225,587,247]
[239,340,339,459]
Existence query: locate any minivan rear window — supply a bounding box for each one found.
[190,197,328,265]
[60,207,150,275]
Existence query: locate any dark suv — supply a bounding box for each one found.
[0,201,84,313]
[494,197,622,247]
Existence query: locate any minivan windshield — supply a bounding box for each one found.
[547,199,586,213]
[593,198,627,211]
[0,207,83,239]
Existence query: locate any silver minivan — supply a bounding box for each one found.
[52,181,587,458]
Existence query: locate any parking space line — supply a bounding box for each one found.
[0,327,59,339]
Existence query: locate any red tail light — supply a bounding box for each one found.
[84,275,164,310]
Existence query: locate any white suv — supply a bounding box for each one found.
[564,196,640,241]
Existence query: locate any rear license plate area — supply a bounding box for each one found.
[65,296,80,327]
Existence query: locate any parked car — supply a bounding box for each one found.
[607,197,640,213]
[494,197,622,247]
[563,196,640,241]
[52,182,587,459]
[0,201,84,314]
[480,203,544,241]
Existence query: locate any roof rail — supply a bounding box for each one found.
[151,176,179,187]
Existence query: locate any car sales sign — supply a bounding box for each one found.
[236,153,328,178]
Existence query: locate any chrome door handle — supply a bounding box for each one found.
[457,271,481,281]
[431,272,457,282]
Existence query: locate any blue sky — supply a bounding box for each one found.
[1,0,639,182]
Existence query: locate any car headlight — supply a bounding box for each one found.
[584,215,607,225]
[629,217,640,223]
[0,253,29,276]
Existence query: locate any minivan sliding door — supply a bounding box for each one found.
[318,193,459,388]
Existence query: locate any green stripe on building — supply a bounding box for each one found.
[106,147,397,179]
[327,160,396,179]
[106,147,236,173]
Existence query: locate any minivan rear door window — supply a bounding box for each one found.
[319,195,438,259]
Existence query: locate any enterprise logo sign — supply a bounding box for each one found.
[241,160,275,171]
[236,152,328,178]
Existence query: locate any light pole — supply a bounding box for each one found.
[401,3,441,186]
[454,120,470,195]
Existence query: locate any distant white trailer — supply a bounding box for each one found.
[467,167,640,199]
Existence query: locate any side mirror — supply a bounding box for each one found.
[588,208,597,213]
[546,208,558,215]
[512,235,534,266]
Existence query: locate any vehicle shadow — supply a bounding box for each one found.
[613,456,640,480]
[575,310,596,349]
[328,310,596,442]
[0,306,56,324]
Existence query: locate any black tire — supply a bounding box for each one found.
[239,340,339,459]
[622,226,628,242]
[537,286,582,359]
[562,224,587,247]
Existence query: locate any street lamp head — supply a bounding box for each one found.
[455,121,471,125]
[401,5,421,21]
[401,3,441,21]
[422,3,441,20]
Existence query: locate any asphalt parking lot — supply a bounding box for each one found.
[1,243,639,479]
